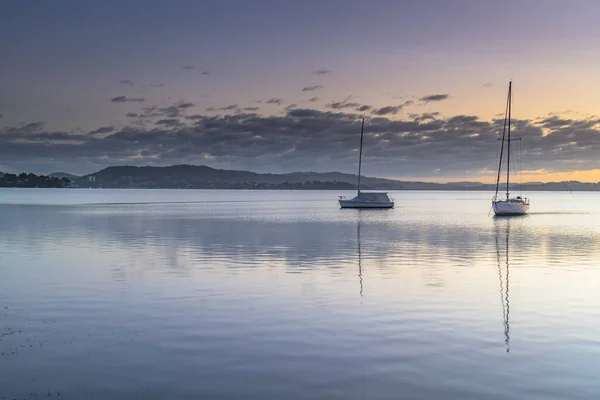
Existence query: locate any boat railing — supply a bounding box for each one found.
[493,195,530,205]
[338,196,348,200]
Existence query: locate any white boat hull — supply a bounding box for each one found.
[492,200,529,216]
[339,200,394,209]
[339,192,394,209]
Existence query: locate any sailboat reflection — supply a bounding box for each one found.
[495,220,511,352]
[357,217,363,298]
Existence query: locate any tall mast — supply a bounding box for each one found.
[506,81,512,200]
[357,118,365,195]
[494,83,510,197]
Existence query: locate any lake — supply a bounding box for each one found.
[1,189,600,399]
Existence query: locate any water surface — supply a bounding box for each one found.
[1,189,600,399]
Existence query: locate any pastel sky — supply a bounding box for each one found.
[1,0,600,181]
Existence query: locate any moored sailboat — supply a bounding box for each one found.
[492,81,530,216]
[338,119,394,209]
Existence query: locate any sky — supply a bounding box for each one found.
[1,0,600,182]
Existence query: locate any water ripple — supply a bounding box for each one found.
[1,190,600,399]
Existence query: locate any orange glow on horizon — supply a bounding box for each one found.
[387,169,600,184]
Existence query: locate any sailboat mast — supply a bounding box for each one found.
[357,118,365,195]
[506,81,512,200]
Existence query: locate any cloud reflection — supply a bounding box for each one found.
[1,201,600,295]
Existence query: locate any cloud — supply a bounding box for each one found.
[539,116,573,129]
[287,109,323,118]
[90,126,114,135]
[326,96,362,110]
[207,104,238,112]
[128,102,198,119]
[156,119,183,128]
[419,94,450,103]
[0,114,3,119]
[312,69,332,75]
[182,65,195,70]
[409,112,440,122]
[3,109,600,179]
[1,130,89,144]
[356,105,371,112]
[307,97,320,103]
[243,107,260,111]
[151,83,165,88]
[482,82,492,88]
[17,122,45,132]
[265,98,283,105]
[110,96,145,103]
[119,79,134,86]
[302,85,324,92]
[371,101,413,116]
[158,106,180,118]
[285,104,297,110]
[371,106,403,116]
[201,71,210,75]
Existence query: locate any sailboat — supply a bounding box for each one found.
[492,81,530,216]
[338,118,394,209]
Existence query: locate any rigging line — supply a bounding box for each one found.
[513,89,523,196]
[520,138,524,196]
[496,130,500,172]
[506,82,512,200]
[495,84,511,198]
[357,118,365,195]
[495,125,501,189]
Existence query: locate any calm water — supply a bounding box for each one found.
[1,189,600,399]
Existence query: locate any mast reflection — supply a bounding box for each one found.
[495,220,511,352]
[357,216,363,298]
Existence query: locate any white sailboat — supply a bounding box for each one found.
[492,81,530,216]
[338,118,394,209]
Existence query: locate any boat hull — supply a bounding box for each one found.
[339,200,394,209]
[338,200,394,208]
[492,200,529,216]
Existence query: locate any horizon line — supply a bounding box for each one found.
[4,164,597,186]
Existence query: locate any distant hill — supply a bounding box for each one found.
[49,172,80,180]
[64,164,600,191]
[77,165,363,190]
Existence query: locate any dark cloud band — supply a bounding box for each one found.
[2,109,599,177]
